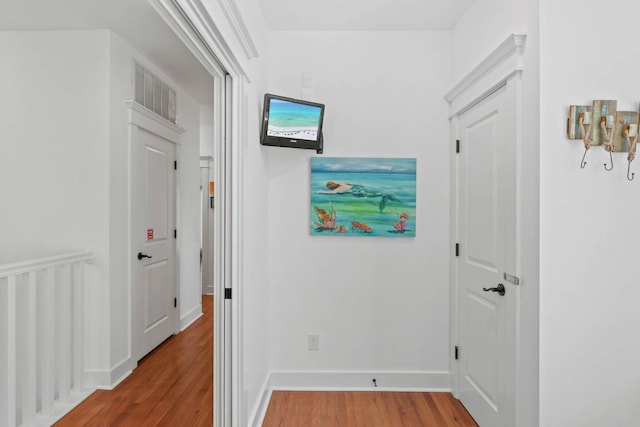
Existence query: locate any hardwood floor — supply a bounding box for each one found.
[56,297,476,427]
[55,296,213,427]
[262,390,478,427]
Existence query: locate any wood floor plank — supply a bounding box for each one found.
[262,391,479,427]
[55,296,213,427]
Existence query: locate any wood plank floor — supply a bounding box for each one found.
[56,296,477,427]
[262,390,478,427]
[55,296,213,427]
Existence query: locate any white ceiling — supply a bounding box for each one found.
[2,0,475,103]
[1,0,214,105]
[259,0,474,31]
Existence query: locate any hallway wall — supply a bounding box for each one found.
[0,30,110,263]
[266,31,453,384]
[0,29,205,387]
[0,30,112,371]
[539,1,640,425]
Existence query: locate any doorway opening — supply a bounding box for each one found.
[124,1,233,425]
[200,156,214,296]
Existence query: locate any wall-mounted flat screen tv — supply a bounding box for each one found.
[260,93,325,153]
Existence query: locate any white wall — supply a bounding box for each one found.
[240,74,272,425]
[107,32,133,379]
[539,1,640,425]
[0,29,205,387]
[174,82,205,330]
[0,30,112,373]
[0,30,110,263]
[200,104,216,159]
[452,1,540,426]
[233,24,272,427]
[266,31,452,383]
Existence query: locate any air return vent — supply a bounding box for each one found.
[134,62,177,124]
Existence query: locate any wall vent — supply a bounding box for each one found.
[134,62,177,124]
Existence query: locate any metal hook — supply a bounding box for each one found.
[628,160,635,181]
[604,149,613,171]
[580,147,588,169]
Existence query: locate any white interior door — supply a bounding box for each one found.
[455,83,517,427]
[133,127,178,360]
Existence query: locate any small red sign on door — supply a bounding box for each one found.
[147,228,154,240]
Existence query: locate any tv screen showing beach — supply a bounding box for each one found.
[266,98,322,142]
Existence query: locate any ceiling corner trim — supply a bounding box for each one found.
[217,0,259,60]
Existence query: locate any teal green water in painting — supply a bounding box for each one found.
[310,158,416,237]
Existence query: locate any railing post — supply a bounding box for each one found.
[22,271,37,426]
[58,263,71,401]
[40,266,56,415]
[5,275,17,427]
[73,262,85,392]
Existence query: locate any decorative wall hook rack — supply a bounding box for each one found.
[567,100,640,181]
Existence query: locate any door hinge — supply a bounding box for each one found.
[455,243,459,257]
[455,346,459,360]
[174,229,177,239]
[174,160,177,170]
[174,297,177,308]
[224,288,232,300]
[456,139,460,154]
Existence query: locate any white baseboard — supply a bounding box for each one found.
[84,369,111,389]
[248,370,451,426]
[35,388,95,427]
[85,357,134,390]
[109,357,134,389]
[180,303,203,331]
[269,370,451,391]
[249,376,272,427]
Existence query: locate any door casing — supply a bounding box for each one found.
[446,34,527,426]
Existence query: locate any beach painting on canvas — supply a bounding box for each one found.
[310,157,417,237]
[267,98,322,141]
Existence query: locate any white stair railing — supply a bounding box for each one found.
[0,251,95,427]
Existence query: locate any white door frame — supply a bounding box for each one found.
[446,33,526,419]
[148,1,248,426]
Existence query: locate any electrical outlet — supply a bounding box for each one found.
[308,334,320,351]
